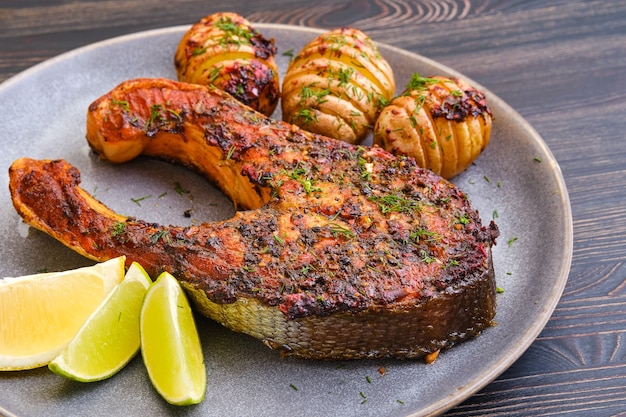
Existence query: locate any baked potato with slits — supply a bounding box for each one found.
[175,12,280,116]
[373,73,492,179]
[281,27,395,144]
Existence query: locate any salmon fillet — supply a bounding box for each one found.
[8,78,499,359]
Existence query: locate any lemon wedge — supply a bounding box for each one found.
[140,272,206,405]
[48,262,151,381]
[0,256,126,371]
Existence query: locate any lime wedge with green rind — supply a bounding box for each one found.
[140,272,206,405]
[48,261,151,381]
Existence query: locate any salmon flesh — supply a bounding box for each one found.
[9,78,499,359]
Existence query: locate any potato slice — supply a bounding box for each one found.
[175,12,280,116]
[374,74,492,178]
[282,27,395,144]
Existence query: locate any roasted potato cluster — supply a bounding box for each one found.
[174,13,493,178]
[374,74,492,179]
[174,12,280,116]
[281,27,396,144]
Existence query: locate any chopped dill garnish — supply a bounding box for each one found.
[150,230,170,244]
[329,223,355,240]
[110,99,130,111]
[213,17,253,47]
[226,145,236,160]
[131,195,151,206]
[292,108,318,125]
[359,391,367,404]
[111,222,126,237]
[283,163,321,194]
[299,85,331,105]
[191,47,207,56]
[458,214,471,225]
[410,228,441,243]
[207,65,223,83]
[145,104,164,130]
[273,233,285,246]
[369,192,421,214]
[404,72,439,93]
[420,249,437,264]
[174,182,190,195]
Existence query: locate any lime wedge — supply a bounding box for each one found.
[140,272,206,405]
[48,262,152,381]
[0,256,126,371]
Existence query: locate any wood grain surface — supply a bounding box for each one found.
[2,0,626,415]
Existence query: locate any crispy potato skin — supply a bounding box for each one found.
[374,75,493,179]
[175,12,279,116]
[281,27,395,144]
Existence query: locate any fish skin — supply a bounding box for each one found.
[8,78,499,359]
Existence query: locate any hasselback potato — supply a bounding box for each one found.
[174,12,280,116]
[373,73,492,179]
[281,27,395,144]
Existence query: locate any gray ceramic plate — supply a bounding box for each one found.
[0,24,572,417]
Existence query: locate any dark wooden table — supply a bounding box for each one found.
[1,1,625,415]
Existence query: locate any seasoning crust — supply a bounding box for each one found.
[175,12,280,116]
[282,27,395,144]
[9,78,499,359]
[374,74,493,179]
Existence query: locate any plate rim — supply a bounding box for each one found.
[0,23,573,417]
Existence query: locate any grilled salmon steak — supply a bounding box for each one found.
[9,78,499,360]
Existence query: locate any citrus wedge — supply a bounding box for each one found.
[48,262,152,381]
[0,256,126,371]
[140,272,206,405]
